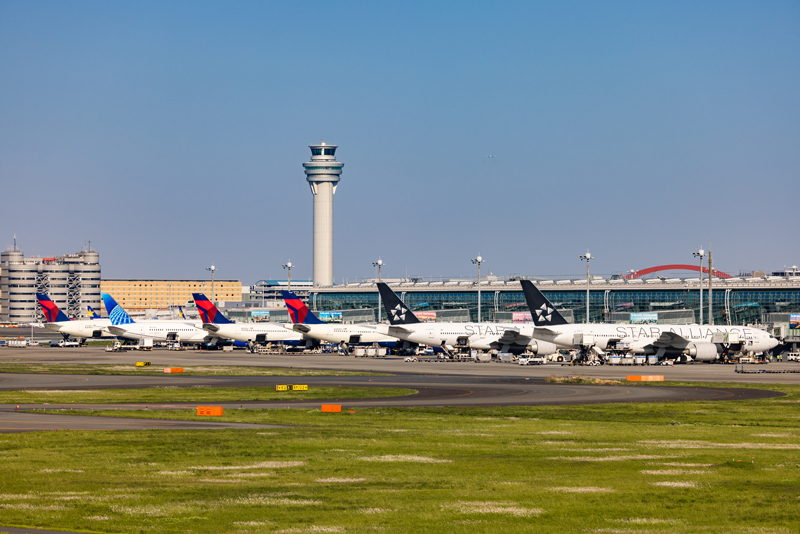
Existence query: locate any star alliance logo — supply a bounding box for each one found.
[391,304,407,322]
[536,303,554,324]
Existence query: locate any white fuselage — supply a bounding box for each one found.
[45,319,113,339]
[108,321,212,343]
[530,323,778,359]
[374,322,558,355]
[203,323,304,344]
[287,323,397,345]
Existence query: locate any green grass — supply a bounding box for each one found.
[1,384,799,532]
[0,386,416,404]
[0,362,386,376]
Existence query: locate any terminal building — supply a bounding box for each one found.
[0,244,101,323]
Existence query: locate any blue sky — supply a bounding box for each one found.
[1,1,798,284]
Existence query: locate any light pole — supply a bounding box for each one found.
[372,259,384,323]
[205,264,217,302]
[580,251,593,323]
[693,247,705,325]
[168,282,172,314]
[282,262,293,292]
[471,255,483,322]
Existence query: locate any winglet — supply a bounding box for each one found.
[36,293,71,322]
[519,280,569,326]
[192,293,233,324]
[282,291,325,324]
[101,293,135,325]
[377,283,421,325]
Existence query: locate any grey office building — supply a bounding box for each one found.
[0,246,101,323]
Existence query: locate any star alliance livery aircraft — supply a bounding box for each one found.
[519,279,779,361]
[280,290,400,350]
[374,283,558,356]
[36,293,112,340]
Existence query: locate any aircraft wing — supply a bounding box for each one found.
[388,325,414,335]
[107,326,129,336]
[653,331,690,347]
[495,327,524,344]
[534,326,562,336]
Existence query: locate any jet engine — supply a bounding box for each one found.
[528,340,558,356]
[684,342,719,361]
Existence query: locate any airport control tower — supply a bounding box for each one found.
[303,141,344,287]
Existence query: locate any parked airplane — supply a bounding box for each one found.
[101,293,216,344]
[281,290,401,351]
[519,279,779,361]
[88,305,102,319]
[374,283,558,356]
[193,293,308,350]
[36,293,112,340]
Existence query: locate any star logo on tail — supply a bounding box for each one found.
[391,304,407,322]
[536,303,554,323]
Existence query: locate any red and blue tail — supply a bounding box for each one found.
[282,291,324,324]
[192,293,233,324]
[36,293,71,322]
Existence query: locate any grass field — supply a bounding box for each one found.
[0,363,385,376]
[1,384,799,533]
[0,386,416,404]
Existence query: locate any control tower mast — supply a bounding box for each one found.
[303,141,343,287]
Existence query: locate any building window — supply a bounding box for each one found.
[311,149,322,156]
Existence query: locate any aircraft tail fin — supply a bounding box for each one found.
[36,293,71,322]
[282,291,325,324]
[519,280,569,326]
[100,293,135,325]
[87,305,102,319]
[377,283,421,325]
[192,293,233,324]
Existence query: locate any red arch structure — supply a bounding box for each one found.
[624,264,732,280]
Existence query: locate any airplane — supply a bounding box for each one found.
[280,290,402,352]
[193,293,308,351]
[88,305,102,319]
[519,279,780,362]
[373,283,558,356]
[101,293,217,345]
[36,293,113,341]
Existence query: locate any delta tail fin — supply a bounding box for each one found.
[519,279,569,326]
[377,283,421,325]
[282,291,325,324]
[100,293,135,325]
[192,293,233,324]
[36,293,71,322]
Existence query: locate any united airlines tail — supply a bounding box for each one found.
[282,291,325,325]
[376,283,421,325]
[88,305,102,319]
[192,293,233,324]
[36,293,71,322]
[519,280,569,326]
[100,293,135,325]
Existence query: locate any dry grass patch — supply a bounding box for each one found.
[549,486,616,493]
[549,455,673,462]
[358,455,451,463]
[188,461,305,470]
[640,469,711,475]
[641,440,800,450]
[649,481,700,488]
[316,477,366,483]
[546,376,622,385]
[445,500,543,517]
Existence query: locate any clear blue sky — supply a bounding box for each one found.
[1,1,798,284]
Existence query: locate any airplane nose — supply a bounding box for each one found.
[771,338,780,349]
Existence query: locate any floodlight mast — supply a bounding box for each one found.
[205,264,217,302]
[579,251,593,323]
[692,247,705,325]
[471,255,484,322]
[373,259,384,323]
